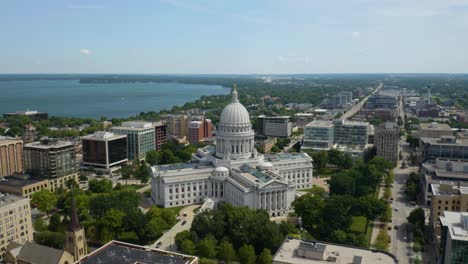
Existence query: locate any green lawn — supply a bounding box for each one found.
[315,168,340,178]
[350,216,368,233]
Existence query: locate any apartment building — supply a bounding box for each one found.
[430,183,468,225]
[257,115,292,138]
[0,137,23,177]
[153,121,167,151]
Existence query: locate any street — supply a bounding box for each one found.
[149,204,200,251]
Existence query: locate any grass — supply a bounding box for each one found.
[365,220,374,247]
[315,168,340,178]
[373,228,390,251]
[120,231,140,244]
[350,216,368,234]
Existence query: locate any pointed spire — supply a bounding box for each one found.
[68,188,82,232]
[232,83,239,103]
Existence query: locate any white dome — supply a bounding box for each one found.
[214,166,229,173]
[220,102,251,125]
[258,162,273,170]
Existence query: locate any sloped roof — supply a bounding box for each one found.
[14,242,67,264]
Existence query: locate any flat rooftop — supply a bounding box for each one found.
[24,138,74,149]
[420,137,468,146]
[265,152,310,161]
[305,120,333,128]
[440,211,468,242]
[0,177,46,188]
[82,131,126,141]
[157,161,214,172]
[76,241,197,264]
[0,194,27,208]
[273,238,397,264]
[0,136,22,145]
[419,122,452,131]
[238,164,271,183]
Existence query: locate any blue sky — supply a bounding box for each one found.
[1,0,468,74]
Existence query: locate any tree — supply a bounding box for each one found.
[197,236,218,259]
[327,149,343,166]
[135,162,150,184]
[121,164,134,184]
[144,217,167,241]
[146,150,159,166]
[311,151,328,170]
[331,230,347,243]
[256,249,272,264]
[180,239,196,255]
[88,179,113,193]
[34,218,48,232]
[218,240,236,263]
[339,153,353,169]
[65,178,78,189]
[407,208,425,231]
[329,174,356,196]
[238,244,256,264]
[35,231,65,249]
[101,209,125,238]
[31,189,57,217]
[48,213,62,232]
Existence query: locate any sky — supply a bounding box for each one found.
[1,0,468,74]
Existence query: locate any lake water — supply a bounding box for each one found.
[0,80,228,118]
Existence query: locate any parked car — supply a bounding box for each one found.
[387,226,392,230]
[394,207,399,211]
[183,212,188,217]
[156,242,162,248]
[182,221,187,226]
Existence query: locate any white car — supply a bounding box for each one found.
[394,207,399,211]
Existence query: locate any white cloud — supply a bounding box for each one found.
[79,49,91,56]
[351,31,361,38]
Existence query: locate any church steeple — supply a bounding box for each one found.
[232,84,239,103]
[65,189,87,261]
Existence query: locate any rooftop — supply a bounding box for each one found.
[273,238,397,264]
[419,122,452,131]
[420,136,468,146]
[76,240,197,264]
[238,164,272,183]
[0,176,46,188]
[0,136,22,145]
[157,161,214,172]
[8,242,69,264]
[24,137,74,149]
[111,121,154,131]
[82,131,126,141]
[258,115,290,119]
[265,152,310,161]
[440,211,468,242]
[0,194,27,208]
[305,120,333,128]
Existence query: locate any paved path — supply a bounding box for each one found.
[149,204,201,251]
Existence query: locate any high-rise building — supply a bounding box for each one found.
[166,114,188,138]
[375,122,400,164]
[82,132,127,173]
[0,194,34,260]
[430,183,468,225]
[110,121,155,160]
[188,118,212,143]
[23,137,78,191]
[303,120,334,150]
[333,119,369,146]
[153,121,167,151]
[0,137,23,177]
[439,211,468,264]
[302,119,369,151]
[257,115,292,138]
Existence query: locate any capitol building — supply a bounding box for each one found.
[150,86,313,217]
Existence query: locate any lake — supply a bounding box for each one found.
[0,80,228,118]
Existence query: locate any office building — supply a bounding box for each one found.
[302,119,369,151]
[0,194,34,258]
[153,121,167,151]
[257,115,292,138]
[439,211,468,264]
[272,238,397,264]
[333,119,369,146]
[365,95,398,109]
[82,132,127,173]
[23,138,78,191]
[0,137,23,177]
[417,123,453,138]
[110,121,155,160]
[0,175,49,199]
[255,137,277,154]
[151,87,313,216]
[303,120,334,150]
[375,122,400,164]
[421,159,468,206]
[75,240,198,264]
[420,136,468,161]
[3,110,48,120]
